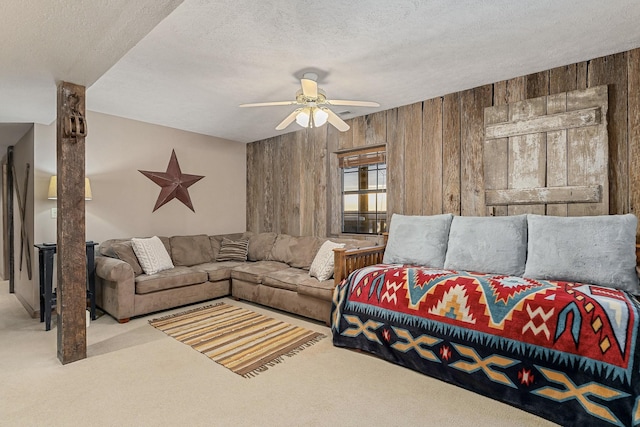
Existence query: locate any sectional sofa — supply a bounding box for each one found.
[95,232,376,324]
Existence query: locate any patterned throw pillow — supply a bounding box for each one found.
[216,238,249,262]
[131,236,174,275]
[309,240,345,281]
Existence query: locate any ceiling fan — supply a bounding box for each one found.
[239,72,379,132]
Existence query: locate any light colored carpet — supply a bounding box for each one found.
[0,281,557,426]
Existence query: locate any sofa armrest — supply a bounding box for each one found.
[334,245,386,285]
[96,256,134,281]
[95,256,136,321]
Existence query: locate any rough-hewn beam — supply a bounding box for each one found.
[485,185,601,206]
[485,107,601,139]
[56,81,87,364]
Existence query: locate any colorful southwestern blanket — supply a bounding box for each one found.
[331,264,640,427]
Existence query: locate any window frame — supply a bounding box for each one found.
[337,145,387,235]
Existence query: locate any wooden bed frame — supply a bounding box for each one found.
[333,233,388,285]
[334,237,640,287]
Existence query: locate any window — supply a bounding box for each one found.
[339,146,387,234]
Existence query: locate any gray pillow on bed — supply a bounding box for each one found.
[382,213,453,268]
[524,214,639,294]
[444,215,527,276]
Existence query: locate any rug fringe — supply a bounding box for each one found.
[283,334,326,358]
[148,302,225,323]
[240,334,326,378]
[150,303,327,379]
[242,356,286,378]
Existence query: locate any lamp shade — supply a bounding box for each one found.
[295,107,329,129]
[313,108,329,127]
[295,108,311,127]
[47,176,57,199]
[48,176,92,200]
[84,177,92,200]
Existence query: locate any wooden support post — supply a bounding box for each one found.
[333,248,347,285]
[56,81,88,364]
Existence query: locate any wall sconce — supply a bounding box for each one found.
[48,176,92,200]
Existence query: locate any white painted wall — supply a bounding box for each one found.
[20,111,246,315]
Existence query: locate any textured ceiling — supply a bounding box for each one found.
[0,0,183,149]
[2,0,640,146]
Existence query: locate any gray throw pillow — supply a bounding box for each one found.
[524,214,639,293]
[444,215,527,276]
[382,214,453,268]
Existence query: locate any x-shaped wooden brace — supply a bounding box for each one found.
[12,163,32,280]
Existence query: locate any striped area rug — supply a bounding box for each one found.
[149,302,326,377]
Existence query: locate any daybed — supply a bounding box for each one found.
[331,213,640,427]
[95,232,374,324]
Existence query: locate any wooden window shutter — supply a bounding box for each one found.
[337,144,386,168]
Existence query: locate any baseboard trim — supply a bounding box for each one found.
[15,292,37,319]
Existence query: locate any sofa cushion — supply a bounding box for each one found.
[216,237,249,261]
[297,277,335,302]
[135,266,208,294]
[444,215,527,276]
[524,214,640,293]
[195,261,245,282]
[101,237,171,258]
[268,235,323,269]
[230,261,289,284]
[131,236,174,275]
[263,267,314,292]
[98,239,125,257]
[112,241,143,276]
[248,232,278,261]
[158,236,172,256]
[170,234,214,266]
[309,240,345,281]
[382,214,453,268]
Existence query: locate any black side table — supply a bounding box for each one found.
[35,241,99,331]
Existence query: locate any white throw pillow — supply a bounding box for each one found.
[309,240,345,282]
[131,236,174,275]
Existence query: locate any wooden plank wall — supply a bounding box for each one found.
[246,48,640,241]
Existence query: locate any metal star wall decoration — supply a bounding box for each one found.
[139,149,204,212]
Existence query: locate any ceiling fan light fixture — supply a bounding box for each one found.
[313,108,329,127]
[295,108,311,127]
[295,107,329,129]
[241,74,377,132]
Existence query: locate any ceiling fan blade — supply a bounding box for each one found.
[275,109,301,130]
[326,108,350,132]
[239,101,297,107]
[326,100,380,107]
[301,78,318,98]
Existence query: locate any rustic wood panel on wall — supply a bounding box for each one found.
[246,48,640,241]
[483,85,609,216]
